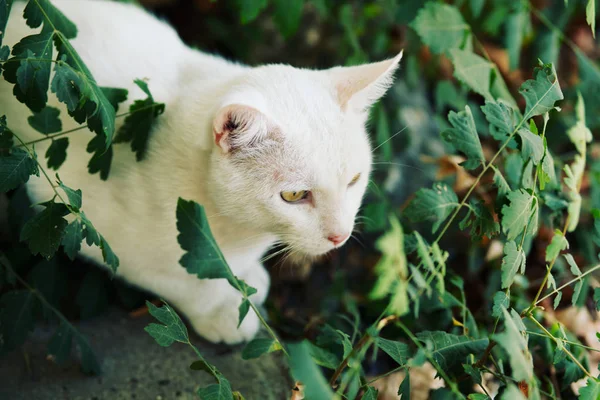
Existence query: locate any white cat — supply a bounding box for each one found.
[2,0,401,344]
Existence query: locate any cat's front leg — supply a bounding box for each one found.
[190,261,270,344]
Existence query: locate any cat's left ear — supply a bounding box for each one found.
[213,104,272,153]
[329,51,403,112]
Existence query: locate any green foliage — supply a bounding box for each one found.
[113,79,165,161]
[2,0,600,398]
[417,331,488,372]
[145,301,238,399]
[28,106,62,134]
[493,307,533,382]
[241,338,282,360]
[405,182,459,233]
[410,3,470,54]
[441,105,485,170]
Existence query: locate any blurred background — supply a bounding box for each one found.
[1,0,599,399]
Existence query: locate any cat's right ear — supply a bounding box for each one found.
[212,104,270,153]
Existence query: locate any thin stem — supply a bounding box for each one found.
[535,263,600,305]
[17,103,164,148]
[329,333,372,386]
[526,330,600,353]
[0,253,75,331]
[395,319,465,399]
[527,314,593,379]
[529,2,600,81]
[0,57,58,64]
[364,366,405,387]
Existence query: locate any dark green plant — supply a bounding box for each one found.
[2,0,600,399]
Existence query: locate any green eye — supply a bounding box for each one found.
[281,190,309,203]
[348,173,361,186]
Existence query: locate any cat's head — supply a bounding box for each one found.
[209,53,402,256]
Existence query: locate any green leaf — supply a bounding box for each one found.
[492,291,510,318]
[417,331,488,371]
[20,201,69,258]
[272,0,304,38]
[501,241,525,289]
[236,0,268,24]
[586,0,596,39]
[47,321,73,365]
[362,387,378,400]
[237,299,250,328]
[378,337,410,366]
[545,231,568,262]
[0,0,13,46]
[197,378,234,400]
[45,138,69,170]
[144,301,189,347]
[463,364,482,385]
[398,373,410,398]
[492,167,511,202]
[75,333,101,375]
[553,291,563,310]
[459,200,500,241]
[28,106,62,134]
[405,182,459,233]
[370,216,409,316]
[176,198,255,297]
[0,147,39,192]
[0,115,13,151]
[564,254,581,276]
[593,288,600,311]
[516,128,544,166]
[0,290,36,354]
[23,0,77,38]
[85,135,112,180]
[501,189,538,241]
[61,219,83,260]
[100,87,128,112]
[449,49,493,100]
[519,61,563,119]
[288,341,335,399]
[538,143,557,190]
[113,79,164,161]
[505,9,527,70]
[579,378,600,400]
[481,100,519,141]
[441,105,485,170]
[493,307,533,381]
[307,341,340,370]
[58,181,82,209]
[410,3,470,54]
[241,338,282,360]
[3,35,53,111]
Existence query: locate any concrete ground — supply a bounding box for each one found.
[0,308,292,400]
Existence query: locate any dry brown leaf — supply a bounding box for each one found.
[367,362,444,400]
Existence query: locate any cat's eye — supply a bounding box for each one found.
[348,173,361,187]
[281,190,309,203]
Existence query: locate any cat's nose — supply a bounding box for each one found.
[327,233,349,246]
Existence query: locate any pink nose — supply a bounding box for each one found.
[328,233,349,246]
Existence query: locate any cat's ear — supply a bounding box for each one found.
[329,51,403,112]
[212,104,270,153]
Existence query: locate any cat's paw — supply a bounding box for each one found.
[191,303,260,345]
[242,264,270,305]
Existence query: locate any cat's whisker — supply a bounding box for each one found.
[371,125,408,153]
[371,162,425,173]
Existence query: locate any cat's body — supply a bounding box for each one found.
[3,0,400,343]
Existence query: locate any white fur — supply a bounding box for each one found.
[2,0,401,343]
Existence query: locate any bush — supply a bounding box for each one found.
[1,0,599,399]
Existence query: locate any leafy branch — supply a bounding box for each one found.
[0,252,101,374]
